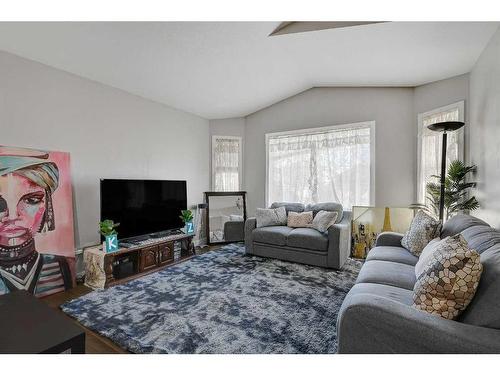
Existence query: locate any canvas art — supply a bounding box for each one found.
[351,206,415,259]
[0,146,75,297]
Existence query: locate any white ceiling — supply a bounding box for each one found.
[0,22,497,119]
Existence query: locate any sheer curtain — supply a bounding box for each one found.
[212,137,241,191]
[267,124,372,209]
[417,106,463,204]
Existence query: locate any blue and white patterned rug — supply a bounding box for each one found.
[61,243,362,354]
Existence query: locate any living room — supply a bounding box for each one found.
[1,0,500,372]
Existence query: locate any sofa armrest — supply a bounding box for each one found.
[337,292,500,353]
[327,210,351,269]
[244,217,257,254]
[375,232,404,248]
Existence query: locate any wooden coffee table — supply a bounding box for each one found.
[0,291,85,354]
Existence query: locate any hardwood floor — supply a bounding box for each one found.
[41,244,221,354]
[42,284,128,354]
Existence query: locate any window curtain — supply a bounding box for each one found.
[213,137,240,191]
[267,125,372,209]
[417,107,463,204]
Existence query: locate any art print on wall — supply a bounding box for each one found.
[0,146,75,297]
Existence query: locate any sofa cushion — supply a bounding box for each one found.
[344,282,414,307]
[366,246,419,266]
[252,226,294,246]
[255,206,287,228]
[306,202,343,223]
[460,244,500,329]
[287,211,313,228]
[441,213,490,238]
[270,202,305,213]
[412,234,483,320]
[287,227,329,252]
[311,210,338,233]
[356,260,416,290]
[460,225,500,254]
[401,210,441,256]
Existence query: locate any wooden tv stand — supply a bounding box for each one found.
[83,233,195,289]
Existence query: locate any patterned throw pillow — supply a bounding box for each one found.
[311,210,338,233]
[255,206,287,228]
[287,211,313,228]
[401,210,442,256]
[413,234,483,320]
[414,237,442,278]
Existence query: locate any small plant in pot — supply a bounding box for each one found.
[179,209,194,234]
[99,219,120,253]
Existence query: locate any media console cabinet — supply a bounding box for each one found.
[83,233,195,289]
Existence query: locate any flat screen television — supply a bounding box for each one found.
[100,179,187,240]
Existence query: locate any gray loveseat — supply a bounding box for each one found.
[337,214,500,353]
[244,202,351,269]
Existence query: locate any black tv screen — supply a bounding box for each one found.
[100,179,187,239]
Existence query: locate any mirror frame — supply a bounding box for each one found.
[204,191,247,246]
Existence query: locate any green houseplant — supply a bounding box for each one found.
[426,160,479,220]
[99,219,120,252]
[179,209,194,234]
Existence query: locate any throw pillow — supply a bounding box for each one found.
[255,206,287,228]
[401,210,442,256]
[311,210,338,233]
[287,211,313,228]
[414,237,442,278]
[413,234,483,320]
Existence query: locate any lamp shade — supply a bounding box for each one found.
[427,121,465,132]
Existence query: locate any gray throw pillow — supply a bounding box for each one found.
[311,210,338,233]
[401,210,442,256]
[414,237,442,278]
[255,206,287,228]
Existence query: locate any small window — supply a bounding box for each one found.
[211,136,242,191]
[417,101,465,204]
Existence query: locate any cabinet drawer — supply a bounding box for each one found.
[139,246,158,272]
[158,242,174,265]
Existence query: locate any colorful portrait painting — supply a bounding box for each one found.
[0,146,75,297]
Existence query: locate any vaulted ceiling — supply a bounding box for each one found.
[0,22,497,119]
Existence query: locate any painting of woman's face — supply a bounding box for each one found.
[0,173,47,248]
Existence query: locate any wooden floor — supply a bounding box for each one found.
[43,284,128,353]
[41,245,221,354]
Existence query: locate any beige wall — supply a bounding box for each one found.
[0,51,210,248]
[243,87,416,214]
[469,26,500,228]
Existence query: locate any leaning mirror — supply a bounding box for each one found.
[205,192,247,245]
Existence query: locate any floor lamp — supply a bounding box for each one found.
[427,121,465,221]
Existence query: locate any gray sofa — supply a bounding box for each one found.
[244,202,351,269]
[337,214,500,353]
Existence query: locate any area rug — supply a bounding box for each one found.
[61,243,362,354]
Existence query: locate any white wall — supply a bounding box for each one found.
[0,51,210,248]
[243,87,415,215]
[469,26,500,228]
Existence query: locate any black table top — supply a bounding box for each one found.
[0,291,85,354]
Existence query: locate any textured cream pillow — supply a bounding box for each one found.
[311,210,338,233]
[401,210,442,256]
[287,211,313,228]
[413,234,483,320]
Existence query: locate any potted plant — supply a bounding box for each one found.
[426,160,479,220]
[99,219,120,253]
[179,209,194,234]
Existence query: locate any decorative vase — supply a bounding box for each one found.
[184,221,194,235]
[104,234,119,253]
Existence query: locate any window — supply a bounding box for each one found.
[212,136,242,191]
[266,122,375,209]
[417,101,464,205]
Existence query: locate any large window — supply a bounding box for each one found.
[266,122,375,209]
[212,136,242,191]
[417,101,464,205]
